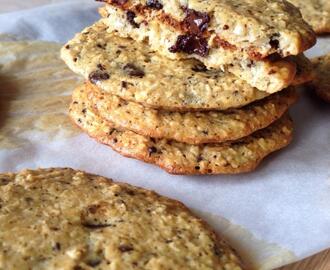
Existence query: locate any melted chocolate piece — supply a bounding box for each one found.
[146,0,163,10]
[169,35,209,57]
[183,9,210,35]
[123,64,145,78]
[148,146,157,156]
[126,11,139,28]
[89,71,110,84]
[269,33,280,49]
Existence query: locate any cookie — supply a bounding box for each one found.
[309,53,330,103]
[85,82,297,144]
[0,168,244,269]
[62,21,313,111]
[101,0,315,58]
[100,7,297,93]
[290,54,314,86]
[288,0,330,34]
[69,87,293,175]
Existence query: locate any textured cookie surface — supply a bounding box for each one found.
[85,82,297,144]
[309,53,330,103]
[69,87,293,175]
[61,20,275,110]
[101,6,297,93]
[101,0,315,58]
[288,0,330,34]
[0,168,244,269]
[290,54,314,86]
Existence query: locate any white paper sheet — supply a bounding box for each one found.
[0,1,329,269]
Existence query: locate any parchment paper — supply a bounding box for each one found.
[0,1,329,269]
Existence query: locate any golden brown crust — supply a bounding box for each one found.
[86,82,297,144]
[103,0,316,57]
[69,84,293,175]
[309,53,330,103]
[61,20,276,111]
[288,0,330,35]
[290,54,314,86]
[0,168,245,269]
[100,7,299,93]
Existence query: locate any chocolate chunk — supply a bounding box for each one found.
[97,64,106,71]
[97,43,106,49]
[269,34,280,49]
[53,242,61,251]
[169,35,209,57]
[89,71,110,84]
[148,146,157,155]
[118,244,134,252]
[223,25,229,30]
[126,11,139,28]
[121,81,128,88]
[123,64,145,78]
[109,128,116,135]
[192,62,207,72]
[146,0,163,9]
[183,9,210,35]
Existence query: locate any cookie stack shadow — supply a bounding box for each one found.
[61,1,316,175]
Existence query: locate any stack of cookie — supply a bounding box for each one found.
[62,0,316,175]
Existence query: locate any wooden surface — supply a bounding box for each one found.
[1,1,329,269]
[277,249,330,270]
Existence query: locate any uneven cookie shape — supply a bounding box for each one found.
[309,53,330,103]
[61,20,272,111]
[69,87,293,175]
[84,82,297,144]
[99,0,316,92]
[288,0,330,34]
[100,6,298,93]
[0,168,244,269]
[61,21,310,111]
[101,0,315,57]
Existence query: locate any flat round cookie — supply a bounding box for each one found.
[288,0,330,34]
[0,168,244,269]
[84,82,297,144]
[69,87,293,175]
[309,53,330,103]
[62,20,273,111]
[100,0,315,58]
[100,4,315,93]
